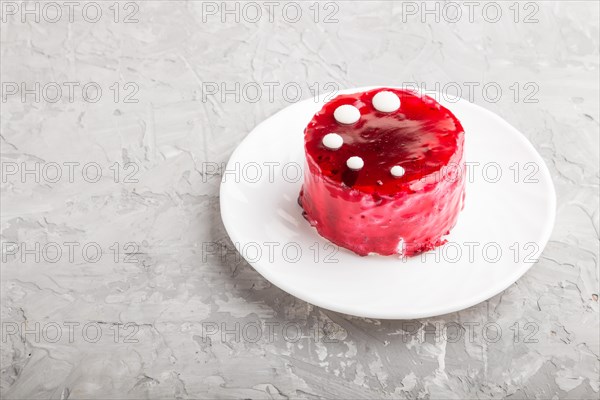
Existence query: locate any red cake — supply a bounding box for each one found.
[298,88,465,257]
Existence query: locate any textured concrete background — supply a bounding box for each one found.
[1,1,599,399]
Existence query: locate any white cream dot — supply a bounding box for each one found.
[334,105,360,124]
[322,133,343,150]
[372,91,401,113]
[347,156,364,171]
[390,165,405,177]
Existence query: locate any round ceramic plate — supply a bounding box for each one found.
[220,87,556,319]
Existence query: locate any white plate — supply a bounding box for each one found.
[220,87,556,319]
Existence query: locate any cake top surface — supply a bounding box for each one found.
[304,88,464,195]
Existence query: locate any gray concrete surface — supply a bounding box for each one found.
[1,1,598,399]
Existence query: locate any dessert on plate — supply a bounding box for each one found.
[298,88,465,257]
